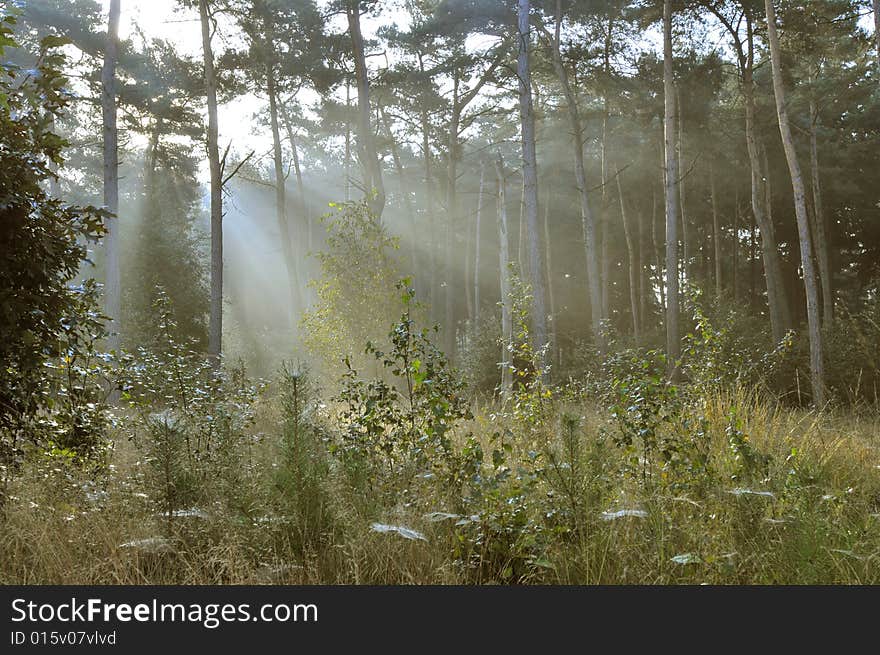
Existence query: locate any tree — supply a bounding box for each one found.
[346,0,385,218]
[442,49,503,355]
[707,1,791,342]
[198,0,223,362]
[764,0,825,404]
[663,0,680,375]
[875,0,879,71]
[101,0,121,354]
[537,0,603,350]
[517,0,548,372]
[494,153,513,398]
[0,17,108,493]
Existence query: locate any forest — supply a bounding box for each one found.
[1,0,879,585]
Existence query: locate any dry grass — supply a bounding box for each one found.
[2,389,879,585]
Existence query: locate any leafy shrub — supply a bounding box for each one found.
[122,290,263,527]
[681,287,793,395]
[457,313,503,397]
[333,280,472,501]
[0,21,110,498]
[302,200,411,377]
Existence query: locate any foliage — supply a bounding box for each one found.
[333,280,472,498]
[504,273,553,426]
[267,361,338,557]
[0,17,110,496]
[681,288,794,395]
[122,289,263,524]
[301,200,406,376]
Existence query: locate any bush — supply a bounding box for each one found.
[302,200,412,377]
[0,20,111,499]
[122,290,263,528]
[333,280,472,503]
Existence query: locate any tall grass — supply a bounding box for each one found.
[1,385,878,585]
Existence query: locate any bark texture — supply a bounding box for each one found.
[765,0,825,405]
[101,0,121,352]
[199,0,223,362]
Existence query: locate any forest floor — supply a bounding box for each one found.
[2,388,879,585]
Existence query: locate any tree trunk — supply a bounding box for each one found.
[875,0,880,72]
[418,73,438,324]
[474,160,485,327]
[543,183,558,368]
[617,168,640,345]
[749,204,756,308]
[742,14,790,342]
[765,0,825,405]
[266,65,301,326]
[495,153,513,399]
[711,163,722,297]
[346,1,384,218]
[344,80,351,202]
[444,79,460,357]
[652,185,665,311]
[199,0,223,363]
[102,0,121,354]
[517,0,548,371]
[638,207,647,336]
[733,189,739,302]
[809,93,833,327]
[549,0,602,349]
[663,0,680,376]
[465,205,473,327]
[517,182,525,274]
[599,15,614,325]
[281,110,309,251]
[677,84,689,288]
[380,107,417,275]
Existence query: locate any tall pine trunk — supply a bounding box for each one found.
[652,185,665,311]
[677,85,689,287]
[346,1,384,218]
[381,107,417,275]
[474,161,485,328]
[101,0,121,353]
[444,75,461,357]
[765,0,825,405]
[281,110,309,252]
[199,0,223,362]
[875,0,880,71]
[711,163,722,297]
[495,153,513,399]
[543,184,558,367]
[663,0,680,376]
[517,0,548,370]
[344,80,351,202]
[809,92,833,327]
[743,14,790,342]
[617,168,640,345]
[266,65,301,326]
[549,0,602,349]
